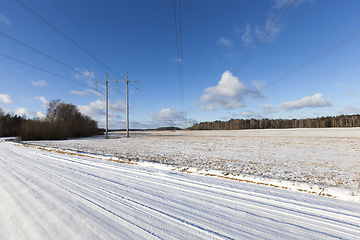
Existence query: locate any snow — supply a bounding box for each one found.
[23,128,360,202]
[1,138,360,239]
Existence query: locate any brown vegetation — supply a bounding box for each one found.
[0,100,99,140]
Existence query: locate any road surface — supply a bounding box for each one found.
[0,140,359,239]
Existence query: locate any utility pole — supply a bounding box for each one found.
[105,72,109,138]
[97,71,137,138]
[126,72,130,138]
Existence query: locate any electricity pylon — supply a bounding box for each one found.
[97,72,137,138]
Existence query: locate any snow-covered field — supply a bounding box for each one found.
[24,128,360,202]
[1,138,360,239]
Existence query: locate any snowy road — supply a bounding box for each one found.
[1,141,360,239]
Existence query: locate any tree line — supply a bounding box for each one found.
[189,114,360,130]
[0,100,99,140]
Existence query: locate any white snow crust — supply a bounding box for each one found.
[22,128,360,202]
[1,137,360,239]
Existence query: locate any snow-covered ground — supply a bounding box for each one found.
[24,128,360,202]
[1,139,360,239]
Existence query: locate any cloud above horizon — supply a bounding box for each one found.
[218,37,233,47]
[0,94,16,104]
[14,107,45,119]
[0,14,11,26]
[200,71,264,110]
[74,68,95,80]
[71,89,103,97]
[30,79,47,86]
[279,93,332,111]
[77,99,126,118]
[151,108,184,126]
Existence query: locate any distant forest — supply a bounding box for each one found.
[189,114,360,130]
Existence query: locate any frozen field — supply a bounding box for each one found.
[1,138,360,239]
[24,128,360,202]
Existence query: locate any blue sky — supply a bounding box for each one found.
[0,0,359,129]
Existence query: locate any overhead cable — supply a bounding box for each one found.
[265,29,360,89]
[214,0,295,98]
[49,0,126,80]
[0,52,100,91]
[15,0,123,79]
[0,31,99,82]
[173,0,184,115]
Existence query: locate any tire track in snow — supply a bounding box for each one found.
[2,142,360,239]
[34,151,360,235]
[1,155,163,239]
[14,146,360,239]
[16,147,360,239]
[9,152,242,240]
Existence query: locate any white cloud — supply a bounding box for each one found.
[71,89,103,97]
[225,52,236,59]
[346,92,357,97]
[199,71,264,110]
[199,103,215,111]
[15,108,45,119]
[240,23,252,45]
[0,94,16,104]
[34,96,49,109]
[337,104,360,115]
[171,57,183,64]
[30,79,47,86]
[218,37,233,47]
[14,107,36,117]
[152,108,184,121]
[241,111,263,119]
[252,80,266,91]
[262,17,284,43]
[260,104,275,115]
[36,112,46,119]
[75,68,95,79]
[238,0,306,46]
[34,96,49,105]
[273,0,312,10]
[150,108,185,127]
[78,99,126,118]
[336,82,343,86]
[279,93,332,111]
[71,90,91,97]
[0,14,11,26]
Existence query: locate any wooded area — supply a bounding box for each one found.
[0,100,99,140]
[189,115,360,130]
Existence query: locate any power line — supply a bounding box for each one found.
[15,0,123,79]
[0,31,100,82]
[49,0,126,80]
[189,0,206,107]
[0,52,100,91]
[228,0,276,70]
[214,0,294,98]
[195,1,294,121]
[129,84,158,114]
[110,84,154,120]
[0,2,105,75]
[106,75,157,120]
[173,0,184,115]
[179,0,184,113]
[265,29,360,89]
[210,29,360,120]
